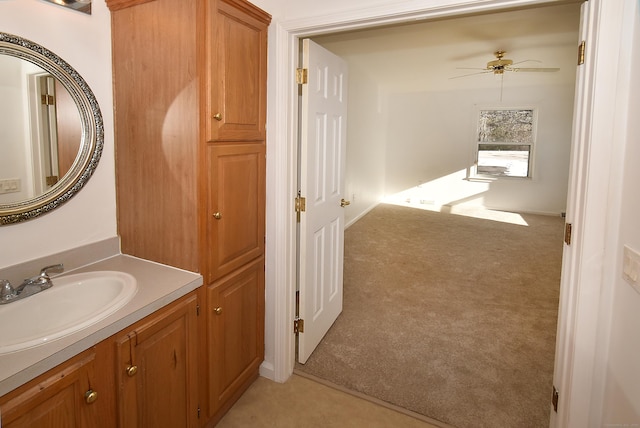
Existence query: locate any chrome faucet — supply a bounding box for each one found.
[0,264,64,304]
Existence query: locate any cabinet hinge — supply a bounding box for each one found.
[197,405,201,419]
[564,223,572,246]
[577,41,585,66]
[295,193,306,223]
[294,317,304,335]
[296,68,308,85]
[552,386,559,412]
[196,304,200,316]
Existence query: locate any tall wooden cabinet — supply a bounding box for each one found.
[106,0,270,424]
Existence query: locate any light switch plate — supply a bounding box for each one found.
[622,245,640,293]
[0,178,21,195]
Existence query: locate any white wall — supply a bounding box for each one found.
[340,65,388,225]
[381,84,574,214]
[0,55,30,203]
[0,0,117,268]
[601,0,640,423]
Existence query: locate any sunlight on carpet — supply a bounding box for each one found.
[383,199,531,226]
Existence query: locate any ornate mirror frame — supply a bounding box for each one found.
[0,32,104,225]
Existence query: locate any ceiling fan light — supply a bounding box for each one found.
[487,59,513,68]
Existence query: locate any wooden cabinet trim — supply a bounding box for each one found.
[105,0,155,12]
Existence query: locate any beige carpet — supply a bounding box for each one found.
[217,374,443,428]
[296,203,564,428]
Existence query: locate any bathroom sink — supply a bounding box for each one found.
[0,271,137,354]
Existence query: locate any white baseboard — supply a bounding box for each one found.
[345,202,380,229]
[259,361,276,381]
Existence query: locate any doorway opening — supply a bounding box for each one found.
[282,1,579,426]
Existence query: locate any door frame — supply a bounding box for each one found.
[264,1,627,426]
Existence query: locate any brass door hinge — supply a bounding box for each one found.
[577,41,586,66]
[552,386,559,412]
[296,68,308,85]
[294,317,304,334]
[564,223,573,246]
[41,94,55,105]
[295,193,306,223]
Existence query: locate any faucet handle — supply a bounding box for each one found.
[40,264,64,278]
[0,279,17,302]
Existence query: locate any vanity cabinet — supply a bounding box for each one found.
[115,293,199,428]
[0,292,198,428]
[0,344,114,428]
[106,0,270,425]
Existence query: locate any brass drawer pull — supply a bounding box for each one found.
[213,212,222,220]
[213,307,222,315]
[85,389,98,404]
[213,113,222,121]
[126,365,138,377]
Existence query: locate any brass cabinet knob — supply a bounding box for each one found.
[213,113,223,121]
[126,365,138,377]
[213,307,223,315]
[213,212,222,220]
[340,198,351,207]
[85,389,98,404]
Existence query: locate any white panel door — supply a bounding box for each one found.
[298,39,348,364]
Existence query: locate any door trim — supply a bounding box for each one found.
[264,1,624,426]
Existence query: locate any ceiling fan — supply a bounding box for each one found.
[451,50,560,101]
[451,50,560,79]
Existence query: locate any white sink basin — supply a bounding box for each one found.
[0,271,137,354]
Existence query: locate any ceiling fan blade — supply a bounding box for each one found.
[455,67,489,71]
[510,67,560,72]
[511,59,542,66]
[449,70,493,79]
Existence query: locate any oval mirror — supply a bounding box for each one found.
[0,32,103,225]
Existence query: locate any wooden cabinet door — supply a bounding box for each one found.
[207,142,265,283]
[206,0,269,142]
[207,257,264,415]
[0,347,112,428]
[116,293,199,428]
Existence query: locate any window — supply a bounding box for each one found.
[474,108,535,178]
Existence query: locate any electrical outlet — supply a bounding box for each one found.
[623,245,640,293]
[0,178,21,194]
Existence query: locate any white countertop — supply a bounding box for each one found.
[0,254,202,396]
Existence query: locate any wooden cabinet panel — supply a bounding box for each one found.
[110,0,200,273]
[0,345,114,428]
[116,293,199,428]
[207,143,265,282]
[207,0,268,141]
[207,257,264,415]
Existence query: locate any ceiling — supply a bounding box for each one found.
[312,3,582,92]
